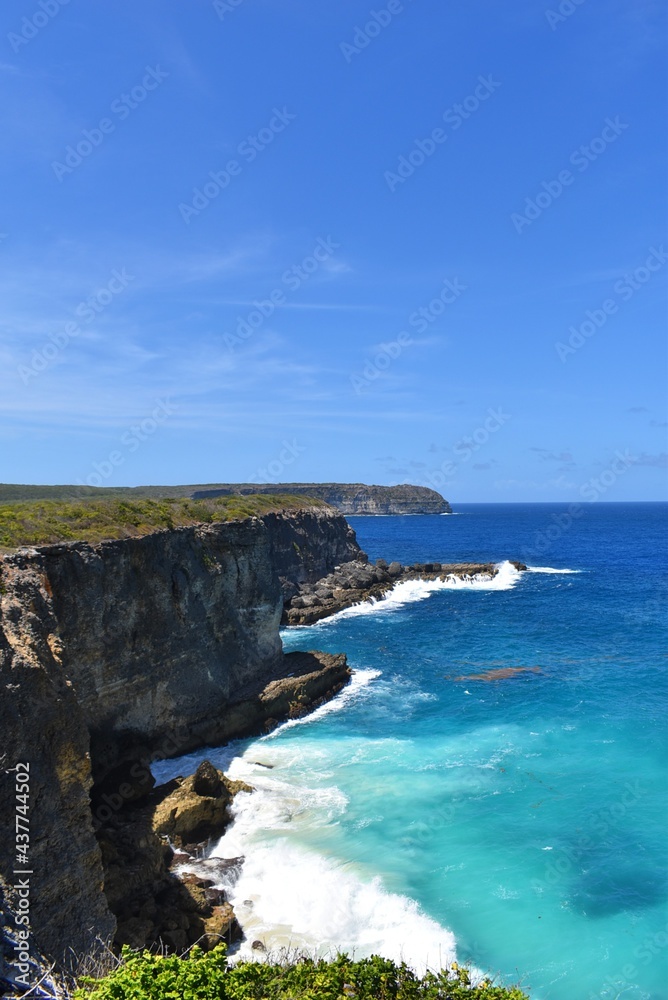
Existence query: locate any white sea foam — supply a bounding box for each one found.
[526,566,581,574]
[290,561,523,628]
[150,669,380,784]
[151,740,244,785]
[210,773,459,976]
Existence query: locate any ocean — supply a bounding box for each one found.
[154,502,668,1000]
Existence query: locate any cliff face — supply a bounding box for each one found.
[0,556,115,971]
[0,506,358,974]
[191,484,451,515]
[40,519,284,788]
[262,509,361,600]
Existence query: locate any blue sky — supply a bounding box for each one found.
[1,0,666,501]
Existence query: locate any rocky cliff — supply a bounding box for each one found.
[192,483,451,515]
[0,506,358,980]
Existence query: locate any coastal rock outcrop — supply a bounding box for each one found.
[284,559,528,625]
[100,761,248,953]
[31,508,358,791]
[152,761,244,848]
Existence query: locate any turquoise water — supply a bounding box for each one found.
[156,503,668,999]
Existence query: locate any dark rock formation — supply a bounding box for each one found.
[284,559,528,626]
[30,507,358,791]
[152,761,240,848]
[0,557,115,974]
[0,506,355,973]
[262,510,361,602]
[101,762,248,952]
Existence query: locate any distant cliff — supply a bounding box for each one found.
[0,505,359,974]
[0,482,450,515]
[192,484,451,515]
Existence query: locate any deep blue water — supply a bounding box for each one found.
[158,503,668,999]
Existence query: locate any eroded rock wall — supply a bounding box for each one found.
[0,555,115,973]
[0,506,357,972]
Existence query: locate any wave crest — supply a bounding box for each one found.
[291,561,523,626]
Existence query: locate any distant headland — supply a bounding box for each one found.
[0,482,451,516]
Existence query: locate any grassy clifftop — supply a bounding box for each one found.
[0,494,328,550]
[0,482,450,515]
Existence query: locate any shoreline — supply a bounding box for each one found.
[156,558,530,971]
[283,558,528,626]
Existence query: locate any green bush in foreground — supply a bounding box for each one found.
[75,945,530,1000]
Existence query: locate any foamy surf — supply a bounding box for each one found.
[208,766,459,976]
[262,668,382,739]
[526,566,581,574]
[288,561,523,627]
[150,670,380,784]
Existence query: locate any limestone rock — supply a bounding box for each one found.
[192,761,224,798]
[201,904,241,949]
[284,559,530,626]
[152,762,238,848]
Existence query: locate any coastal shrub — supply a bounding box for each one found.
[0,494,328,549]
[75,946,530,1000]
[76,946,228,1000]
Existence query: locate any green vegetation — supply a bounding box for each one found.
[75,946,529,1000]
[0,483,237,503]
[0,495,327,550]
